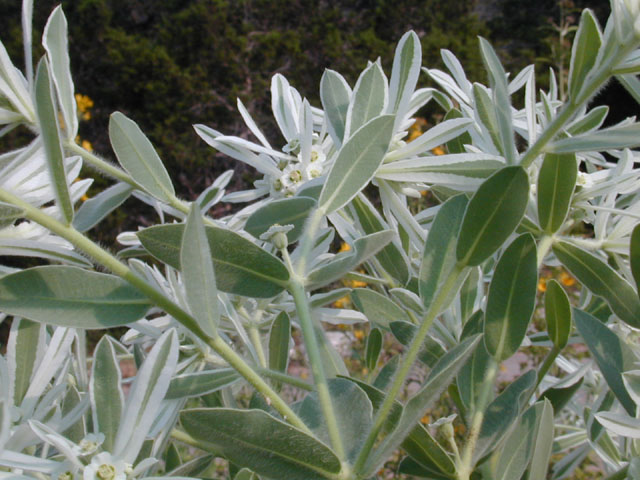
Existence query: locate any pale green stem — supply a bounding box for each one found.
[457,358,498,480]
[520,42,637,170]
[255,366,314,392]
[0,187,309,433]
[288,275,346,461]
[536,345,561,389]
[353,264,466,474]
[170,428,205,450]
[248,324,268,368]
[537,234,554,268]
[294,207,325,277]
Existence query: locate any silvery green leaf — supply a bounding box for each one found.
[181,204,219,338]
[237,97,272,149]
[194,125,282,177]
[319,114,394,214]
[166,368,240,399]
[537,153,577,234]
[34,58,73,224]
[426,68,470,106]
[385,118,473,161]
[622,370,640,405]
[109,112,175,202]
[629,223,640,292]
[613,48,640,74]
[457,311,491,412]
[113,329,179,463]
[7,319,43,407]
[472,83,503,157]
[42,6,77,139]
[90,335,123,452]
[574,309,636,415]
[479,37,517,164]
[137,224,289,298]
[0,238,92,267]
[320,69,351,148]
[419,194,468,313]
[387,31,421,126]
[309,289,351,308]
[595,412,640,438]
[548,123,640,153]
[0,41,33,121]
[362,335,480,477]
[568,10,602,102]
[456,166,529,266]
[351,288,410,329]
[271,74,298,142]
[21,0,33,89]
[73,182,133,232]
[209,134,293,161]
[0,108,22,125]
[306,230,395,289]
[344,60,388,139]
[441,49,472,99]
[298,378,373,463]
[524,67,537,145]
[181,408,342,479]
[492,402,546,480]
[350,194,409,285]
[554,241,640,328]
[0,266,151,328]
[484,234,537,361]
[245,196,316,243]
[315,307,368,325]
[197,170,233,212]
[0,450,59,473]
[567,106,608,135]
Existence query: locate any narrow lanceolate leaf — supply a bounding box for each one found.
[8,319,42,407]
[574,309,636,415]
[456,166,529,266]
[42,6,77,139]
[419,194,468,313]
[245,196,316,243]
[473,83,503,156]
[113,329,179,463]
[351,194,409,285]
[0,266,151,328]
[526,400,554,480]
[545,280,572,350]
[318,114,395,214]
[351,288,410,329]
[365,328,383,371]
[0,202,24,229]
[109,112,175,202]
[181,408,342,480]
[457,311,491,412]
[492,402,544,480]
[363,335,481,477]
[554,241,640,328]
[537,153,577,233]
[73,182,133,232]
[344,61,388,139]
[90,336,123,452]
[548,123,640,153]
[181,205,219,338]
[269,312,291,373]
[137,224,289,298]
[479,37,517,164]
[630,224,640,293]
[34,58,73,224]
[566,105,608,135]
[595,412,640,438]
[568,10,602,102]
[387,30,421,125]
[320,69,351,148]
[166,368,240,399]
[390,321,445,367]
[484,234,537,361]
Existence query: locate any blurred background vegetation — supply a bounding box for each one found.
[0,0,635,240]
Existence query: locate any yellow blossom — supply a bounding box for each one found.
[560,271,575,287]
[81,139,93,152]
[420,415,431,425]
[339,242,351,252]
[538,277,547,292]
[432,146,446,155]
[354,329,364,340]
[75,93,94,121]
[333,297,349,309]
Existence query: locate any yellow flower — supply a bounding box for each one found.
[75,93,94,121]
[354,329,364,340]
[432,146,446,155]
[333,296,349,309]
[560,271,575,287]
[538,277,547,292]
[339,242,351,252]
[81,139,93,152]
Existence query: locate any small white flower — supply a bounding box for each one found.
[73,433,105,456]
[83,452,128,480]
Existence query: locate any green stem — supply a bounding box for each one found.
[457,358,498,480]
[248,324,268,368]
[288,275,346,461]
[255,367,314,391]
[353,264,466,474]
[294,207,325,277]
[536,345,560,389]
[537,234,554,268]
[0,187,309,433]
